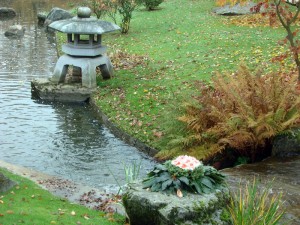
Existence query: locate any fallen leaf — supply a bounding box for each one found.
[71,211,76,216]
[137,121,143,127]
[177,189,183,198]
[6,210,14,214]
[83,214,90,220]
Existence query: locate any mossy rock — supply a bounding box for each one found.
[0,172,17,193]
[123,182,230,225]
[272,128,300,157]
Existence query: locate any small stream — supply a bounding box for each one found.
[0,0,156,192]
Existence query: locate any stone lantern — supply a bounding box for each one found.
[48,7,120,88]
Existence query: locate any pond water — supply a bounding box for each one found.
[0,0,156,192]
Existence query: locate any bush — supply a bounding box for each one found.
[118,0,137,33]
[85,0,108,19]
[174,65,300,162]
[228,178,285,225]
[138,0,163,10]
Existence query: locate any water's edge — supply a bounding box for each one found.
[0,159,125,214]
[89,97,159,158]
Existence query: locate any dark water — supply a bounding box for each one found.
[0,0,156,191]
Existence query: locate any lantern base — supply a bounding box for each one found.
[51,54,113,88]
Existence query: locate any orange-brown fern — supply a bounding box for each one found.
[178,65,300,161]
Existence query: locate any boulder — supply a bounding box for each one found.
[0,172,17,193]
[4,25,25,38]
[0,7,16,20]
[272,128,300,157]
[122,182,230,225]
[212,2,258,16]
[44,7,73,28]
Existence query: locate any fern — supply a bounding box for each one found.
[176,65,300,162]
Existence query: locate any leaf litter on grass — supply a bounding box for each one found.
[95,0,294,155]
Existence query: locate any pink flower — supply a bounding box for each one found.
[171,155,202,170]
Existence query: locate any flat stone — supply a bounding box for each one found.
[4,25,25,38]
[0,7,16,20]
[31,78,96,102]
[123,182,230,225]
[212,2,258,16]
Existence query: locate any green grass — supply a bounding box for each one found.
[71,0,293,159]
[228,178,285,225]
[0,168,124,225]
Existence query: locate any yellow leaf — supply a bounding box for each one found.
[177,189,183,198]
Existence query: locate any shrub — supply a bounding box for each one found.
[117,0,137,34]
[228,178,285,225]
[87,0,108,19]
[138,0,164,10]
[86,0,135,33]
[175,65,300,162]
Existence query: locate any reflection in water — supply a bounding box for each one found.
[0,0,156,191]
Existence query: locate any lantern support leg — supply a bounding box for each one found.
[51,54,113,88]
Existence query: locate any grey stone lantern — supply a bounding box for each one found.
[48,7,120,88]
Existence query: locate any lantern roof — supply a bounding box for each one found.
[48,7,120,35]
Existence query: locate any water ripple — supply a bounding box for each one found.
[0,0,156,190]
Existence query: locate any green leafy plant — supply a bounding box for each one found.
[142,155,226,196]
[176,65,300,162]
[228,178,285,225]
[137,0,164,10]
[117,0,137,33]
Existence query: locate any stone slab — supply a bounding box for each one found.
[31,78,96,102]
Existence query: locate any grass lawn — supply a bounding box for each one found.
[0,168,125,225]
[76,0,293,159]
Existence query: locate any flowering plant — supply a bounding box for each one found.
[142,155,226,196]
